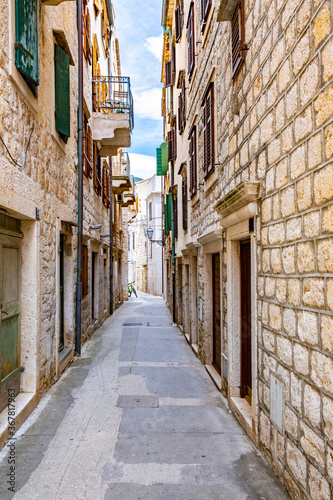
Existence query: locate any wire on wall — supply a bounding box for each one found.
[0,124,35,169]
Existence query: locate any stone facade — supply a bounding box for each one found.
[161,0,333,497]
[0,0,132,447]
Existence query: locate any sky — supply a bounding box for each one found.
[112,0,164,180]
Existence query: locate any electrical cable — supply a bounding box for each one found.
[0,124,34,169]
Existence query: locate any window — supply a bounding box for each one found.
[182,176,188,231]
[84,3,92,63]
[201,0,212,30]
[148,202,153,221]
[54,44,70,141]
[202,84,214,177]
[187,3,195,79]
[93,143,102,196]
[231,1,247,78]
[15,0,39,93]
[101,1,109,56]
[178,75,186,134]
[83,114,93,177]
[102,161,110,208]
[189,126,197,196]
[82,245,88,297]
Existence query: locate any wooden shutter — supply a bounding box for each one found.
[231,1,246,78]
[182,176,188,231]
[15,0,39,86]
[94,143,102,196]
[171,44,176,85]
[187,3,195,78]
[165,194,172,234]
[189,126,197,196]
[103,162,110,207]
[178,77,186,134]
[165,60,172,87]
[84,7,92,63]
[173,195,178,239]
[175,5,182,42]
[167,130,173,161]
[178,94,182,133]
[203,84,214,176]
[55,44,70,138]
[156,147,163,175]
[82,245,88,297]
[87,125,93,177]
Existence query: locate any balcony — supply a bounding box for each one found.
[112,152,132,194]
[92,76,134,156]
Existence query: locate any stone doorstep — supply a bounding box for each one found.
[229,396,256,445]
[205,364,222,391]
[0,392,38,451]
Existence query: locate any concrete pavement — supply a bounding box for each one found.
[0,294,289,499]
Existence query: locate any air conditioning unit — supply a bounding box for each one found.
[115,194,123,203]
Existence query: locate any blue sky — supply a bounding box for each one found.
[112,0,163,179]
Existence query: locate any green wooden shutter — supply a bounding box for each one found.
[156,147,162,175]
[164,193,172,234]
[15,0,39,85]
[55,44,70,138]
[161,142,169,174]
[156,142,169,176]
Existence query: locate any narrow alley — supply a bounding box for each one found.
[0,294,289,500]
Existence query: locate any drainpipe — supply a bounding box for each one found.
[75,0,84,356]
[109,158,114,314]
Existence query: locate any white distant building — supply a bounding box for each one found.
[128,175,163,296]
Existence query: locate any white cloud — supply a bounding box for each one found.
[129,153,156,180]
[144,35,163,61]
[133,87,162,121]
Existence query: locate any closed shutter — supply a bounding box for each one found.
[175,5,182,42]
[165,60,172,87]
[161,141,169,174]
[187,3,195,78]
[55,44,70,139]
[203,84,214,176]
[165,193,172,235]
[173,194,178,239]
[167,130,173,162]
[156,147,163,175]
[94,143,102,196]
[87,125,93,177]
[82,245,88,298]
[84,7,92,63]
[15,0,39,86]
[182,176,188,231]
[231,1,246,78]
[102,162,110,208]
[189,126,197,196]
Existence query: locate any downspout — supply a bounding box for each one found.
[109,158,114,314]
[75,0,84,356]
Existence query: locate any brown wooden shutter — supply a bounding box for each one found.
[203,85,214,176]
[182,176,188,230]
[175,5,182,42]
[231,1,246,78]
[102,163,110,207]
[82,245,88,297]
[93,142,102,196]
[189,126,197,196]
[187,3,195,78]
[87,125,93,178]
[165,60,172,87]
[171,44,176,86]
[178,94,182,133]
[167,130,173,161]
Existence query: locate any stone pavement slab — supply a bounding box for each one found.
[0,293,290,499]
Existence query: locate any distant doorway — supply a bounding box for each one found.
[240,239,252,405]
[212,253,221,374]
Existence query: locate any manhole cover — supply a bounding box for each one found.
[117,396,159,408]
[123,323,143,326]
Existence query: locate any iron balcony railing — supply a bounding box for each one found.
[92,75,134,131]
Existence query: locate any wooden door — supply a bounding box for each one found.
[240,239,252,404]
[92,252,96,319]
[0,234,21,412]
[212,253,221,374]
[59,234,64,352]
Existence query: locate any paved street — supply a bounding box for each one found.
[0,294,289,499]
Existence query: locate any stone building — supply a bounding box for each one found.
[0,0,133,447]
[128,175,163,296]
[160,0,333,497]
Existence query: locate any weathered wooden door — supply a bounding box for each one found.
[240,239,252,404]
[0,233,21,412]
[212,253,221,374]
[59,234,65,352]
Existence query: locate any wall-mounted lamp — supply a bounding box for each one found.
[147,227,165,247]
[90,224,102,230]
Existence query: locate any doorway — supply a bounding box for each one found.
[212,253,221,374]
[59,234,65,352]
[0,232,21,411]
[240,239,252,405]
[92,252,97,320]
